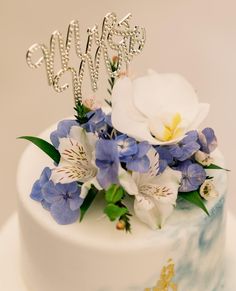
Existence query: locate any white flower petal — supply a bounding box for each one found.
[132,166,182,229]
[118,166,139,195]
[111,77,158,144]
[134,194,174,229]
[133,72,199,123]
[135,147,160,186]
[112,72,208,145]
[188,103,210,130]
[147,147,160,177]
[80,177,102,199]
[69,126,97,156]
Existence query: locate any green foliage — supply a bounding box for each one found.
[104,204,128,221]
[74,102,91,124]
[80,185,98,222]
[105,184,125,204]
[18,136,60,164]
[119,212,132,233]
[103,184,132,232]
[106,56,119,105]
[205,163,230,171]
[178,190,209,216]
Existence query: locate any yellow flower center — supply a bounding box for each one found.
[162,113,183,142]
[149,113,184,142]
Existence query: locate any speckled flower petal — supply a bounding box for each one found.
[58,138,90,168]
[51,164,96,184]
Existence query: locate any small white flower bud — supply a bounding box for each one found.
[200,180,218,201]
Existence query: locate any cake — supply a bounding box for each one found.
[17,13,228,291]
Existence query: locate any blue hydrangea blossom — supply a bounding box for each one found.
[176,160,206,192]
[42,181,83,225]
[30,167,52,210]
[95,139,120,189]
[50,119,78,148]
[168,130,200,162]
[198,128,217,154]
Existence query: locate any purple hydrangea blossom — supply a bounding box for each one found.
[42,181,83,225]
[168,131,200,162]
[30,167,52,210]
[50,119,78,148]
[176,160,206,192]
[198,128,217,154]
[95,139,120,189]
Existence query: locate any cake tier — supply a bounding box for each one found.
[17,123,227,291]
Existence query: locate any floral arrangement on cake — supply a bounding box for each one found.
[20,14,227,232]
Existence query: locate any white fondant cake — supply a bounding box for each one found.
[17,124,227,291]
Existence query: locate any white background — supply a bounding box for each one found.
[0,0,236,228]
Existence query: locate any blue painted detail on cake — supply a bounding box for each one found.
[144,195,226,291]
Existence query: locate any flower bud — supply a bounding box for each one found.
[112,55,119,64]
[195,150,213,166]
[116,220,126,230]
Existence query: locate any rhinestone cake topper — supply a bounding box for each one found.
[26,12,146,105]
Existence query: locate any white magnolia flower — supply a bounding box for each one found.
[200,180,218,201]
[122,148,182,229]
[111,71,209,145]
[195,150,214,166]
[51,126,101,198]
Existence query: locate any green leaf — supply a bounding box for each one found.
[104,204,128,221]
[205,163,230,171]
[80,186,98,222]
[178,191,209,216]
[120,212,132,233]
[74,102,90,124]
[105,184,125,204]
[18,136,60,164]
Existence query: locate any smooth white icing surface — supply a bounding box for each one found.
[17,122,227,291]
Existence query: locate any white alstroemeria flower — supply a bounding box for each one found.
[200,180,218,201]
[122,148,182,229]
[51,126,101,198]
[195,150,214,166]
[111,71,209,145]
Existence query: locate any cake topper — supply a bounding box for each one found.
[26,12,146,105]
